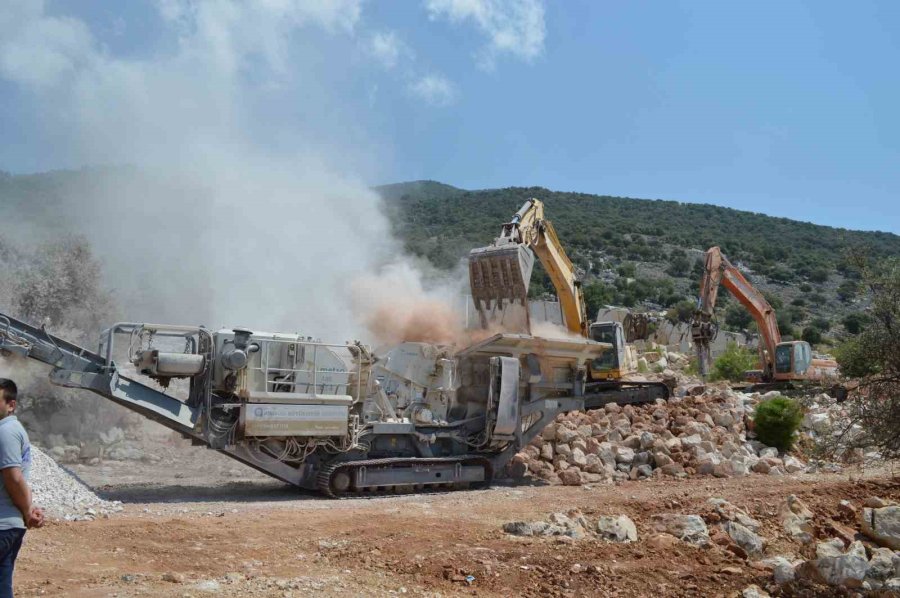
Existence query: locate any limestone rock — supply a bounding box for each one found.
[866,547,900,581]
[815,540,869,587]
[651,514,709,545]
[783,455,806,473]
[724,521,765,557]
[759,447,778,459]
[503,521,534,536]
[614,446,635,464]
[559,469,582,486]
[740,585,770,598]
[780,495,815,544]
[861,506,900,549]
[766,557,797,584]
[595,515,638,543]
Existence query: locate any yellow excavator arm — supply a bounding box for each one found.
[469,199,589,337]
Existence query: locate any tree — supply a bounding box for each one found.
[801,327,822,345]
[754,397,803,452]
[723,304,752,331]
[834,256,900,459]
[776,312,795,338]
[842,313,868,335]
[837,280,859,303]
[763,291,783,310]
[711,342,757,382]
[583,282,614,319]
[666,250,691,278]
[769,266,792,284]
[809,268,830,283]
[807,292,827,306]
[666,299,695,324]
[14,237,115,338]
[617,262,636,278]
[810,317,831,332]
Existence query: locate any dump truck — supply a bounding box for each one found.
[468,198,669,406]
[691,246,842,390]
[0,312,622,496]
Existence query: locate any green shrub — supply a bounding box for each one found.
[842,313,869,335]
[724,304,753,331]
[801,326,822,345]
[754,397,803,452]
[710,342,758,382]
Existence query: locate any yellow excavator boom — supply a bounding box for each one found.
[468,199,588,337]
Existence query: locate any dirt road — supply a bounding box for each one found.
[14,460,899,598]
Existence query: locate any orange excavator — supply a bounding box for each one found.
[691,246,840,385]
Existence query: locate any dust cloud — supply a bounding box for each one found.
[0,2,452,343]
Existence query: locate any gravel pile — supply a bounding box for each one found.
[31,445,123,520]
[511,384,810,486]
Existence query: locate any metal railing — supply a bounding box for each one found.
[251,337,362,401]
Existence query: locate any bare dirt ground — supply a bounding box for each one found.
[13,439,900,598]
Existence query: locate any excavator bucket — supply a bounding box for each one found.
[468,242,535,310]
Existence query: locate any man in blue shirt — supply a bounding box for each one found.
[0,379,44,598]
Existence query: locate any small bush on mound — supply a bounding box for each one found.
[754,397,803,452]
[711,342,757,382]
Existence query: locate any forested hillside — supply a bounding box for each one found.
[1,169,895,347]
[378,181,900,344]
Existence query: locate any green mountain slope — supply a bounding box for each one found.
[377,181,898,342]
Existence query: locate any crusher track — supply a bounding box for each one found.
[316,456,494,498]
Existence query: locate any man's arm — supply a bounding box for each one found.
[0,467,31,522]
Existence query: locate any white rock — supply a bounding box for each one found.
[866,547,900,581]
[195,580,221,592]
[680,434,702,448]
[861,506,900,550]
[783,456,806,473]
[802,412,831,434]
[770,557,796,584]
[31,446,122,520]
[724,521,766,557]
[816,540,869,587]
[651,514,709,545]
[556,427,578,444]
[570,448,588,467]
[740,585,770,598]
[595,515,638,543]
[614,446,635,464]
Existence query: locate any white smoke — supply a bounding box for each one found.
[0,1,460,342]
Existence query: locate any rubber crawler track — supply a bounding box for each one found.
[316,456,494,498]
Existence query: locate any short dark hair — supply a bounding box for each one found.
[0,379,17,403]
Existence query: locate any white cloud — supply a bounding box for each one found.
[409,73,457,106]
[367,31,409,70]
[425,0,546,69]
[0,3,96,89]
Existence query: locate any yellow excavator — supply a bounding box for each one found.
[468,198,669,406]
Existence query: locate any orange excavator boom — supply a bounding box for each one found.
[692,247,781,379]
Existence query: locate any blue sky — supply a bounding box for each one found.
[1,1,898,233]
